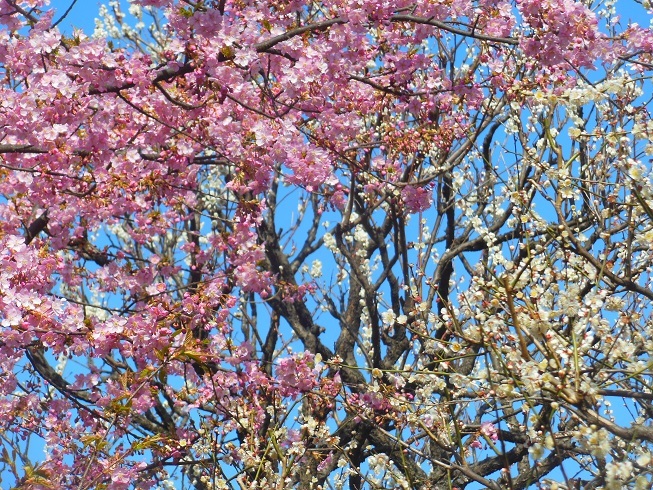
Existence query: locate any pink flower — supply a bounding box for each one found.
[470,439,483,449]
[275,353,319,398]
[481,422,499,441]
[402,184,433,213]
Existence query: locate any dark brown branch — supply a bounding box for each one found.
[253,17,347,53]
[0,144,49,154]
[25,212,49,245]
[391,14,519,45]
[5,0,38,24]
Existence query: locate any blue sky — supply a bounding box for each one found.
[50,0,106,34]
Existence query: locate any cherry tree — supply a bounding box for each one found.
[2,0,653,488]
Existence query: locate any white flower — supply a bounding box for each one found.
[529,443,545,460]
[310,260,322,278]
[381,310,396,325]
[323,233,337,252]
[629,162,646,180]
[637,452,651,466]
[586,427,611,458]
[605,460,633,488]
[128,4,143,18]
[568,127,582,139]
[604,296,625,311]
